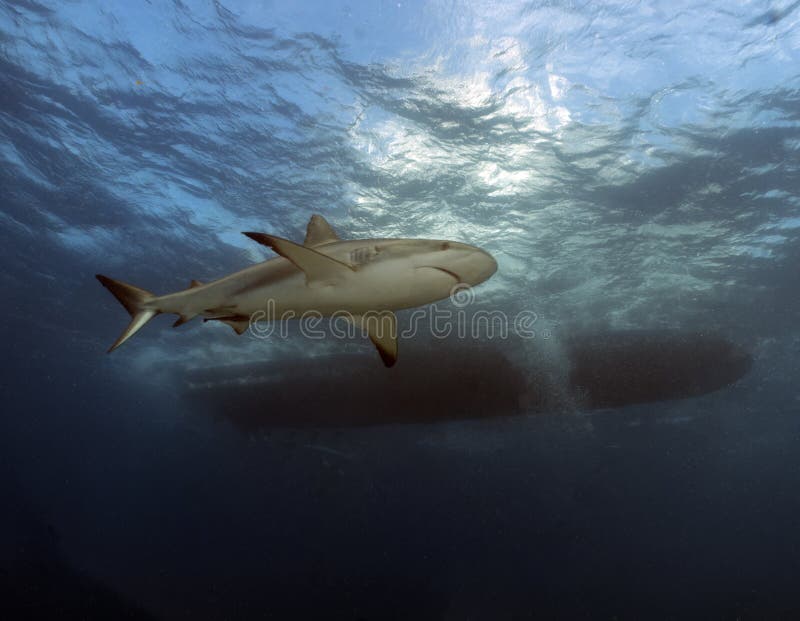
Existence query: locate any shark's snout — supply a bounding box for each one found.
[441,243,497,287]
[475,248,498,283]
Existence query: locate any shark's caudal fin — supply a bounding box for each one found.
[96,275,158,352]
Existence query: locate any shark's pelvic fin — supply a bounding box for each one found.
[303,214,340,247]
[347,311,398,368]
[243,232,355,286]
[205,318,250,335]
[220,319,250,335]
[205,314,251,335]
[96,274,158,352]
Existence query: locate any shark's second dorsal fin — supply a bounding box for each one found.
[304,214,340,247]
[243,232,355,286]
[189,279,203,289]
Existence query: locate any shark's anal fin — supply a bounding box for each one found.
[243,232,354,286]
[304,214,340,247]
[347,311,398,368]
[172,281,204,327]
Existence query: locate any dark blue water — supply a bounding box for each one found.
[2,1,800,618]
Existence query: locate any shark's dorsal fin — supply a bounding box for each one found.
[189,279,203,289]
[243,232,355,286]
[346,311,398,368]
[304,214,340,247]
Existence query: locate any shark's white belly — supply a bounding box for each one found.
[233,263,458,318]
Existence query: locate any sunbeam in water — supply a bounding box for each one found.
[2,1,799,618]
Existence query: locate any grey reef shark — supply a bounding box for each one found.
[97,215,498,366]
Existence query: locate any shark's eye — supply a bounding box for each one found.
[440,242,450,250]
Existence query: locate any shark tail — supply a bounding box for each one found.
[96,274,159,352]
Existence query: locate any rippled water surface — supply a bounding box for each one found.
[2,1,799,618]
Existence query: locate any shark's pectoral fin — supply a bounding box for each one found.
[304,214,340,247]
[347,311,398,368]
[243,232,355,286]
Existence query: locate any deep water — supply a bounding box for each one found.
[2,1,800,619]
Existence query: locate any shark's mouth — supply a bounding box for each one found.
[418,265,461,282]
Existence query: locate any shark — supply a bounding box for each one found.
[96,214,497,366]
